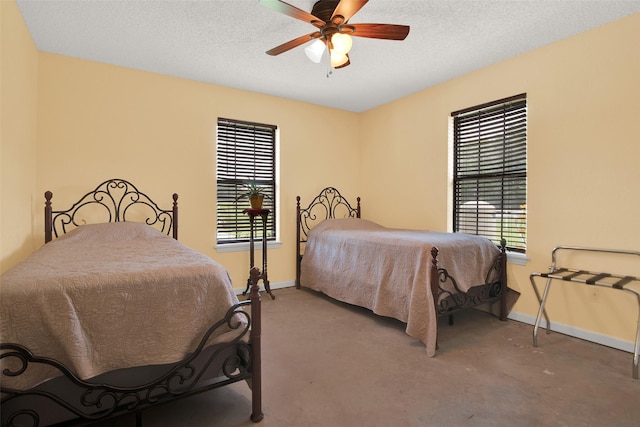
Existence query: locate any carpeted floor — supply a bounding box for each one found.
[95,286,639,427]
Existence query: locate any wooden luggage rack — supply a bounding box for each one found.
[530,246,640,379]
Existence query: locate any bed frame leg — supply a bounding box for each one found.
[430,247,441,351]
[45,191,53,243]
[499,239,508,321]
[249,267,264,422]
[296,197,301,289]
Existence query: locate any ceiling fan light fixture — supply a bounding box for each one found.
[260,0,410,70]
[331,32,352,55]
[330,50,349,68]
[334,53,350,69]
[304,39,326,63]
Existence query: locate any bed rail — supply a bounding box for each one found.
[45,178,178,242]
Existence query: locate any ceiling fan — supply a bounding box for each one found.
[259,0,410,69]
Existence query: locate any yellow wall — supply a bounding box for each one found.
[34,53,361,287]
[2,0,639,348]
[0,0,39,273]
[361,13,640,346]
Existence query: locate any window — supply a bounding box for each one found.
[216,118,276,244]
[452,94,527,252]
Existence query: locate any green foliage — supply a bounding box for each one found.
[235,181,271,201]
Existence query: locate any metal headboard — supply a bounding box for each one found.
[295,187,360,288]
[45,178,178,242]
[296,187,361,243]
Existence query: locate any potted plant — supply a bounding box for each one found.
[236,181,270,209]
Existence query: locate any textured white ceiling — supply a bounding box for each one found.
[16,0,640,112]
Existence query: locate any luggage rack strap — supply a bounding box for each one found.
[536,268,638,289]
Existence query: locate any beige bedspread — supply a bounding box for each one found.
[0,222,243,390]
[300,218,500,356]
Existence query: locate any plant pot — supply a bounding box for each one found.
[249,195,264,209]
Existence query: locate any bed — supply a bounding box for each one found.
[1,178,263,426]
[296,187,508,356]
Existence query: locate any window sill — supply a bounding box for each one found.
[215,240,282,253]
[507,250,529,266]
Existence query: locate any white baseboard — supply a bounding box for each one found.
[508,311,635,354]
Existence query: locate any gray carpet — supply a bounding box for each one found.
[96,287,639,427]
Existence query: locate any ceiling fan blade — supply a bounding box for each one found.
[266,32,322,56]
[259,0,324,27]
[331,0,368,23]
[350,23,410,40]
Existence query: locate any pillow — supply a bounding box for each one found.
[54,222,168,243]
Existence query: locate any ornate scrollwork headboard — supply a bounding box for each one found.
[296,187,361,243]
[295,187,360,288]
[44,178,178,242]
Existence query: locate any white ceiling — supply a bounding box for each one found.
[16,0,640,113]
